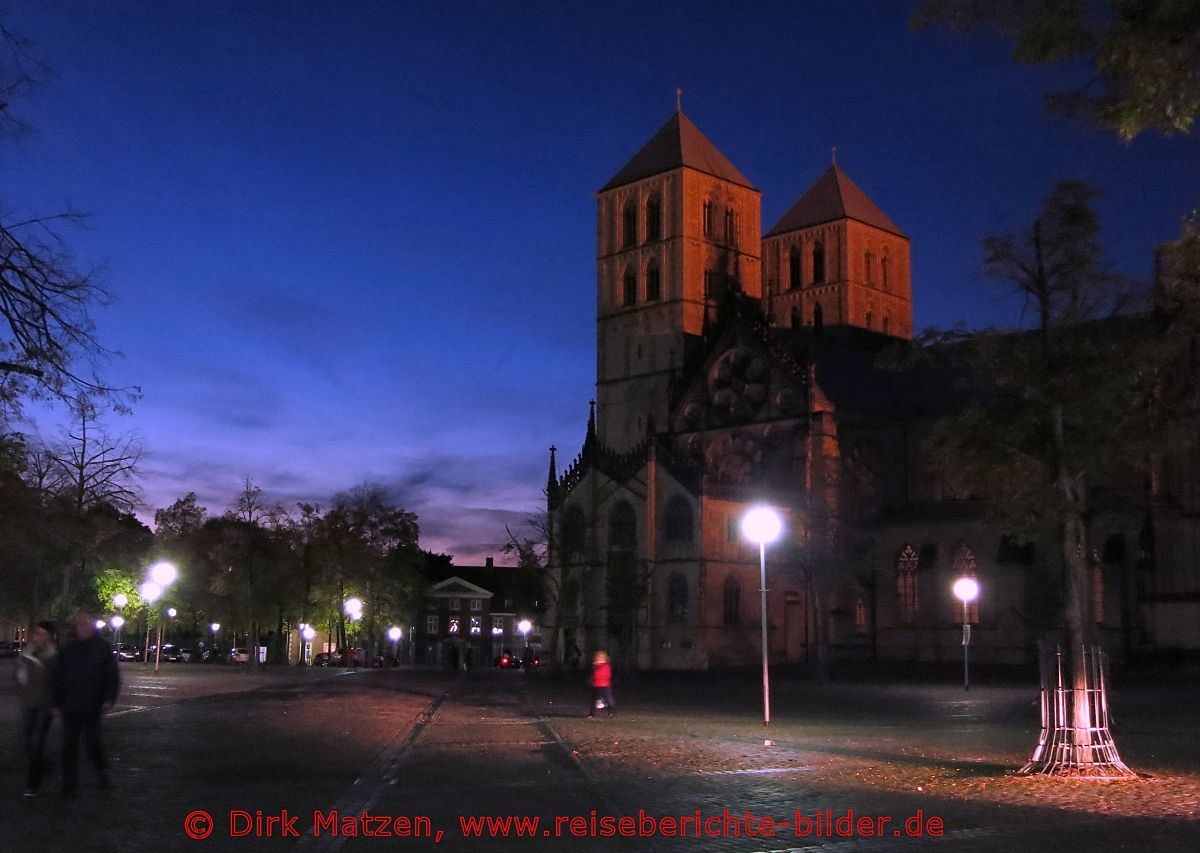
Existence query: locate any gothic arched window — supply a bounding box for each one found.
[865,250,874,284]
[622,201,637,248]
[663,496,693,542]
[645,196,661,241]
[724,208,737,246]
[896,544,918,624]
[866,310,874,330]
[667,572,688,623]
[812,241,826,284]
[702,200,713,237]
[790,307,801,331]
[622,267,636,307]
[645,258,661,301]
[882,315,891,335]
[813,301,824,332]
[722,575,740,626]
[561,505,585,560]
[609,500,636,552]
[881,250,891,291]
[789,246,802,289]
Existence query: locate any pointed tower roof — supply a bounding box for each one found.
[766,163,906,238]
[600,110,756,192]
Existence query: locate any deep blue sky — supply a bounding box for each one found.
[4,1,1198,562]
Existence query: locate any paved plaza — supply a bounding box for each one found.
[1,659,1197,852]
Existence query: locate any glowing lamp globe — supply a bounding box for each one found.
[953,577,980,604]
[110,615,125,630]
[741,507,782,545]
[140,581,162,604]
[388,626,402,642]
[149,561,178,587]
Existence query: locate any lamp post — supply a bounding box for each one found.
[741,506,782,733]
[953,577,980,691]
[210,622,220,661]
[112,593,128,656]
[110,615,125,658]
[146,561,178,673]
[140,581,161,665]
[517,619,532,669]
[388,626,402,664]
[344,597,363,669]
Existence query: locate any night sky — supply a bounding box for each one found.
[5,1,1198,562]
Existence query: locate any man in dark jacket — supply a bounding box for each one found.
[15,620,59,796]
[54,611,120,796]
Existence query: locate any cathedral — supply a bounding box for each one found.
[545,108,1200,671]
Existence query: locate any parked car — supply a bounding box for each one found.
[0,641,20,658]
[312,651,343,667]
[150,644,183,662]
[495,652,520,669]
[228,647,251,663]
[178,647,196,662]
[113,643,141,662]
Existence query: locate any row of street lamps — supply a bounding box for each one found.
[740,505,983,742]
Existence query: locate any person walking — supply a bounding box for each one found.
[587,650,615,718]
[54,611,120,797]
[15,621,59,797]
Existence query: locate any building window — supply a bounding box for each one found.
[855,596,867,635]
[722,575,741,626]
[609,500,636,552]
[813,302,824,332]
[789,246,802,289]
[623,267,636,307]
[883,315,891,335]
[447,598,460,611]
[561,506,586,559]
[791,307,801,331]
[866,310,874,330]
[724,208,737,246]
[703,270,714,299]
[426,615,439,634]
[881,251,891,291]
[702,200,713,237]
[646,196,661,241]
[646,258,660,301]
[667,572,688,623]
[469,617,481,635]
[812,241,825,283]
[663,495,693,542]
[622,201,637,248]
[448,617,460,635]
[865,250,874,284]
[725,516,738,542]
[491,617,503,635]
[469,598,482,611]
[897,544,919,624]
[952,544,979,624]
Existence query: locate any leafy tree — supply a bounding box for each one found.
[914,181,1189,775]
[914,0,1200,140]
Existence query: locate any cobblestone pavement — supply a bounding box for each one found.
[1,660,1197,852]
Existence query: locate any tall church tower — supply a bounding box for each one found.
[761,163,912,339]
[596,109,761,451]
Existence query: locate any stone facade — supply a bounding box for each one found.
[546,110,1200,671]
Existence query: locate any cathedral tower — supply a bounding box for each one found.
[595,109,761,451]
[761,163,912,339]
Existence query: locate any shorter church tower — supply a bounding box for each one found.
[761,163,912,339]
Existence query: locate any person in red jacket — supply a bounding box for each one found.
[587,651,615,718]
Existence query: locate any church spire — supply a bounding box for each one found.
[546,445,558,500]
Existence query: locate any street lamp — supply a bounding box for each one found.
[741,505,782,733]
[142,562,177,673]
[953,577,980,691]
[517,619,532,668]
[388,626,402,663]
[344,598,363,669]
[210,622,221,660]
[113,593,128,656]
[141,581,162,665]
